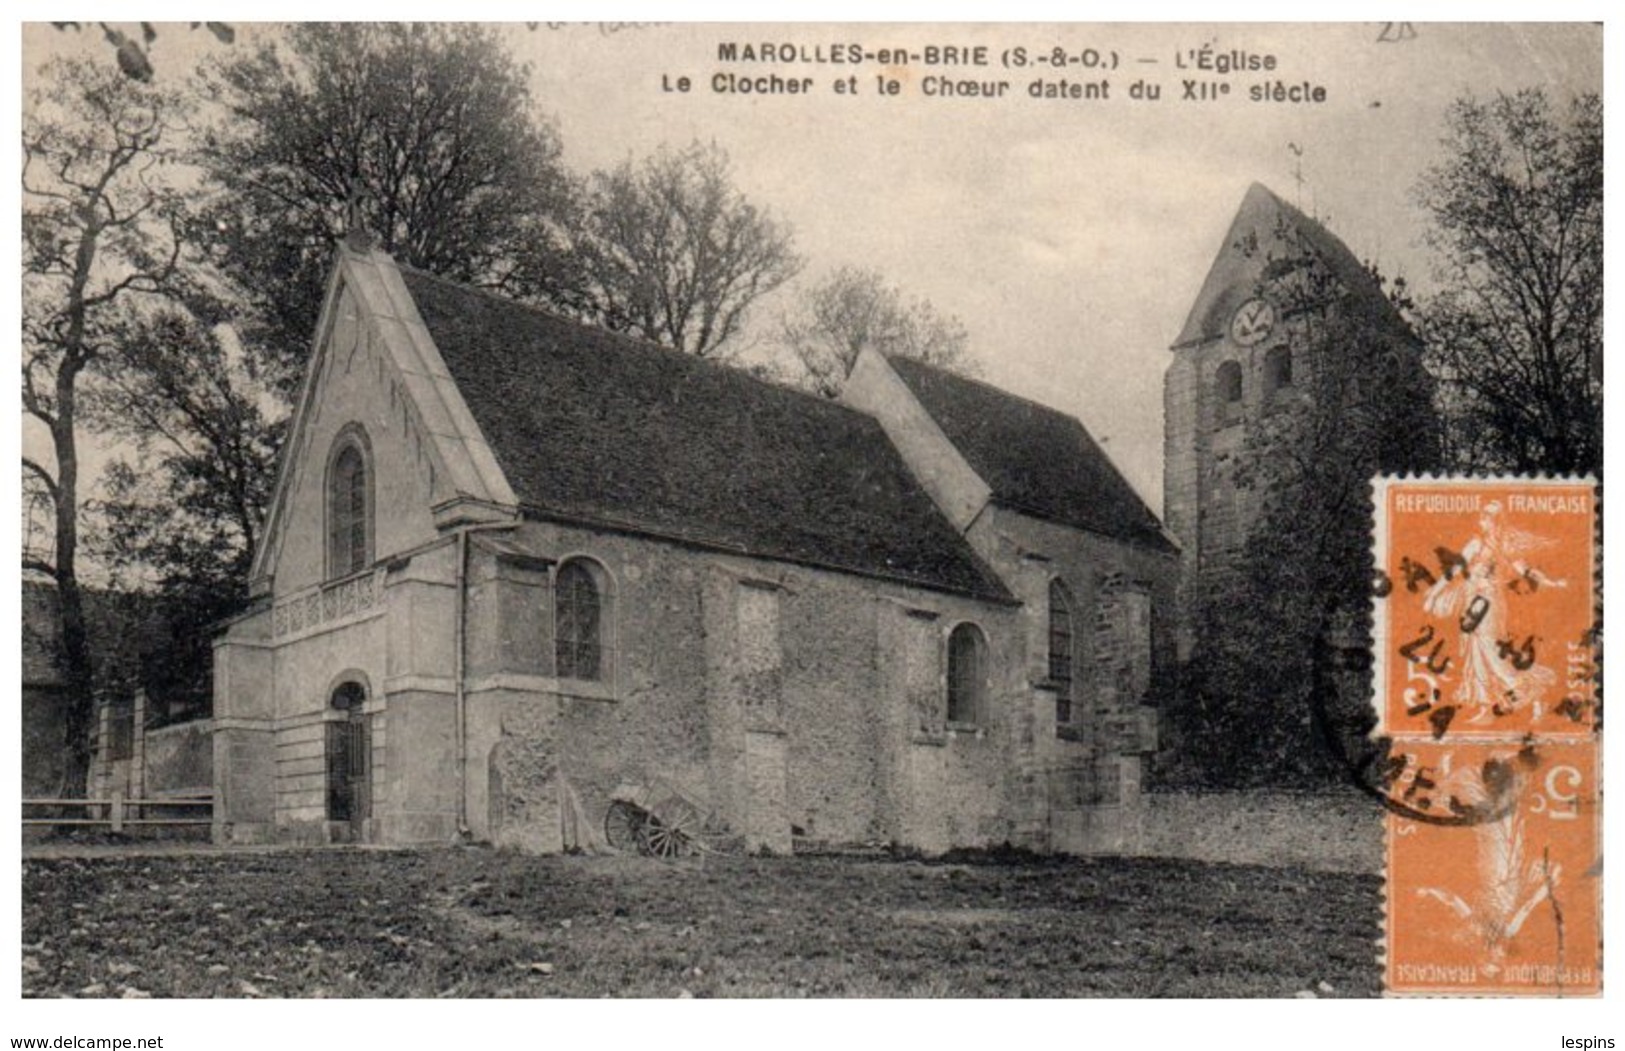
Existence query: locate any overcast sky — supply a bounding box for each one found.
[502,22,1600,509]
[18,20,1603,518]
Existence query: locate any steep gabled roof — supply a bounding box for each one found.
[249,241,517,590]
[399,268,1013,603]
[1173,182,1413,350]
[885,357,1173,552]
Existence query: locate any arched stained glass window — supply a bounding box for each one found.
[327,430,372,579]
[555,559,604,681]
[1049,581,1075,725]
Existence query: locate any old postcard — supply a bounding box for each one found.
[13,16,1608,1048]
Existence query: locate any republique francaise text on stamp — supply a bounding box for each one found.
[1373,476,1600,996]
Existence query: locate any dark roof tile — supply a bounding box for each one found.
[886,357,1173,552]
[401,269,1013,602]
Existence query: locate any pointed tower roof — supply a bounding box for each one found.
[1171,182,1412,350]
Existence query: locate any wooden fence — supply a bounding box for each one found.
[23,791,213,833]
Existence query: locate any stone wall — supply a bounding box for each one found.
[841,346,991,531]
[22,687,70,797]
[1162,349,1201,661]
[469,518,1035,856]
[143,719,213,796]
[966,507,1179,854]
[1139,788,1382,874]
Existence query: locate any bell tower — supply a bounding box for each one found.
[1163,182,1429,665]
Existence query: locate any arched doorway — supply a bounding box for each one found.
[325,681,370,840]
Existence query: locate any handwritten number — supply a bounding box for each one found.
[1399,624,1451,675]
[1496,635,1537,671]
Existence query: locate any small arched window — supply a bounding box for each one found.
[555,559,606,681]
[946,623,988,727]
[1263,346,1293,396]
[327,429,372,579]
[1048,581,1075,725]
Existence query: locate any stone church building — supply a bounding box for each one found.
[211,238,1178,854]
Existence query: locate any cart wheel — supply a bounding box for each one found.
[640,812,690,858]
[648,797,710,857]
[604,800,648,854]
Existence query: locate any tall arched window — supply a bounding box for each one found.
[946,623,987,727]
[555,559,605,681]
[1049,581,1075,725]
[327,428,373,579]
[1263,346,1293,396]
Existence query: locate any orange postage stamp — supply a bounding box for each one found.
[1374,477,1598,739]
[1383,737,1600,996]
[1374,476,1601,997]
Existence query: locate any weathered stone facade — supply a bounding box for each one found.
[213,242,1176,854]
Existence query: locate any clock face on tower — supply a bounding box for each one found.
[1230,297,1276,347]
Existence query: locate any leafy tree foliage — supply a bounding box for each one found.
[195,23,587,391]
[580,142,801,359]
[22,58,193,790]
[88,310,284,714]
[1415,90,1602,475]
[49,22,236,83]
[779,266,977,397]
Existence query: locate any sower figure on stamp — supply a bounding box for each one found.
[1415,749,1560,966]
[1421,502,1564,723]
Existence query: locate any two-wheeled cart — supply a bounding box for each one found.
[602,778,734,857]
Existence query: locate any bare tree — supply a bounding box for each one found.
[580,141,801,359]
[22,58,190,792]
[1415,90,1602,475]
[779,265,976,397]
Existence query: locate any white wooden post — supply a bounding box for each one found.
[109,788,124,834]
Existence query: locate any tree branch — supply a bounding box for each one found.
[22,457,61,501]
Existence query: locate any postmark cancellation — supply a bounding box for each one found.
[1373,476,1600,996]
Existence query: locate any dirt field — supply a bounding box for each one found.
[21,847,1382,998]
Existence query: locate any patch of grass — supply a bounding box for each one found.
[21,848,1381,998]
